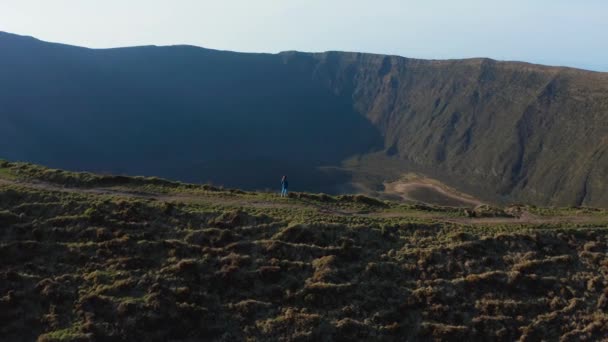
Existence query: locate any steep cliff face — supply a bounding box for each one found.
[0,33,383,193]
[1,32,607,206]
[294,52,608,206]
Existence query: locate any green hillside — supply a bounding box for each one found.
[1,161,607,340]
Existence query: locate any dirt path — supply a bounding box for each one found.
[0,178,173,200]
[0,178,305,210]
[384,177,483,207]
[1,178,605,226]
[444,213,606,226]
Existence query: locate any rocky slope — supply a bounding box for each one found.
[1,32,607,206]
[310,52,608,207]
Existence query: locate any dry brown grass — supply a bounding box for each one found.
[0,171,607,341]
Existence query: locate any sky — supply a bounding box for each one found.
[1,0,606,71]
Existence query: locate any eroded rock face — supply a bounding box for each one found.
[1,183,607,341]
[310,53,608,207]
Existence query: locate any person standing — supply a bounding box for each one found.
[281,176,289,197]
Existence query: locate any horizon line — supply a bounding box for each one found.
[1,30,605,74]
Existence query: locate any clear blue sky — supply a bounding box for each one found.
[1,0,606,71]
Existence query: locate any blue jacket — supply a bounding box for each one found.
[281,180,289,189]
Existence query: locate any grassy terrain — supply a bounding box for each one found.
[1,161,608,341]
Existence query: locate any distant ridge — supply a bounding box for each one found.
[2,31,604,73]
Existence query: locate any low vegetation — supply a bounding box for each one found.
[1,161,607,341]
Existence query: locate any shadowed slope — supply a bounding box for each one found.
[0,32,383,193]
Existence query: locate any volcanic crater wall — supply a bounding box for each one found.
[1,32,607,206]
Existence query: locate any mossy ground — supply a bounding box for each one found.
[1,161,607,341]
